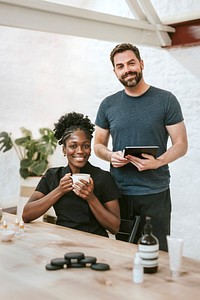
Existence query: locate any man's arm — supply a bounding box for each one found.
[157,120,188,166]
[126,121,188,171]
[94,126,128,167]
[93,126,112,162]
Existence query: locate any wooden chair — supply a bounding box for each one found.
[116,216,141,243]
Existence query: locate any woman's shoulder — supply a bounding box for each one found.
[45,166,69,177]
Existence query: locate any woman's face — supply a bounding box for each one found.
[63,129,91,173]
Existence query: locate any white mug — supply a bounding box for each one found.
[71,173,90,183]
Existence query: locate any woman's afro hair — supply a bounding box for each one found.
[54,112,95,145]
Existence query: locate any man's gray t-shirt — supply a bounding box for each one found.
[95,86,184,195]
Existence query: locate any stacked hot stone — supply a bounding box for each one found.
[46,252,110,271]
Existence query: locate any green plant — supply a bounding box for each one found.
[0,127,57,179]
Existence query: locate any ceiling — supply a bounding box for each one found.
[0,0,199,48]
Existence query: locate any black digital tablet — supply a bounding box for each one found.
[123,146,159,158]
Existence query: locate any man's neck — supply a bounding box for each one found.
[124,80,150,97]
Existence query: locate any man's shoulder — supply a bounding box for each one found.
[150,86,175,99]
[150,86,171,95]
[103,90,124,102]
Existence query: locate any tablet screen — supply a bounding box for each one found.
[123,146,159,158]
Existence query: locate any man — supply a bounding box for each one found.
[94,43,188,251]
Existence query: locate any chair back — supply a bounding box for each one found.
[116,216,140,243]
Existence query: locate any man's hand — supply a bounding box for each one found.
[126,153,161,171]
[110,151,129,168]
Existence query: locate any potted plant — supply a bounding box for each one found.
[0,127,57,179]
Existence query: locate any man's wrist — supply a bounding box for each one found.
[107,151,113,163]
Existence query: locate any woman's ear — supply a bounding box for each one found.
[62,145,66,157]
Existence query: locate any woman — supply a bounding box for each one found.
[22,112,120,237]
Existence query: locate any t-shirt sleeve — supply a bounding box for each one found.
[164,92,184,125]
[35,169,52,194]
[95,99,109,129]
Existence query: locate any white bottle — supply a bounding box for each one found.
[133,252,144,283]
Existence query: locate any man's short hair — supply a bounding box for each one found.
[110,43,141,66]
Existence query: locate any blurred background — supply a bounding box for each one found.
[0,0,200,259]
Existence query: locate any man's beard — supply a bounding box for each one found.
[119,71,142,87]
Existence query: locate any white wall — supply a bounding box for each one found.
[0,0,200,260]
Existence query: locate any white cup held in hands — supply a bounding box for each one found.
[71,173,90,184]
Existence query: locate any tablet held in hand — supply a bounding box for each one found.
[123,146,159,158]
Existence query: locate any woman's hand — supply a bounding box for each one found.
[58,173,73,194]
[73,177,120,235]
[72,178,95,201]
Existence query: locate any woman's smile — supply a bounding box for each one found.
[63,129,91,173]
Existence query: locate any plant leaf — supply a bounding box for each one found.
[0,132,13,152]
[0,127,57,177]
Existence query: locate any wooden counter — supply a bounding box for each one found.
[0,213,200,300]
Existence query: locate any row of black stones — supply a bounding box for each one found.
[46,252,110,271]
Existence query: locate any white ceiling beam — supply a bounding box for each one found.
[137,0,162,24]
[161,11,200,25]
[136,0,172,46]
[0,0,175,47]
[125,0,147,20]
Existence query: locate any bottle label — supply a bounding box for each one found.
[140,258,158,268]
[139,244,159,252]
[139,251,158,259]
[139,244,159,268]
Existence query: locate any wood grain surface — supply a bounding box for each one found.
[0,213,200,300]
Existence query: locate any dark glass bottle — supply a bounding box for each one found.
[138,216,159,274]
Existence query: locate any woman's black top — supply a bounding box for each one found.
[36,162,121,237]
